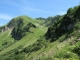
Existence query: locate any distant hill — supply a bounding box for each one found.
[44,15,61,27]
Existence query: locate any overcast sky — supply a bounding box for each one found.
[0,0,80,26]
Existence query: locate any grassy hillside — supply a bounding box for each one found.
[0,16,47,60]
[0,5,80,60]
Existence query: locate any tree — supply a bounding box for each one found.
[67,8,73,14]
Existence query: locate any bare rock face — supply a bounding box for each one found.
[1,26,9,33]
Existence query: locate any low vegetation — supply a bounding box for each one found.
[0,5,80,60]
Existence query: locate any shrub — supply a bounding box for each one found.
[58,35,67,42]
[72,43,80,55]
[54,51,72,58]
[24,22,36,32]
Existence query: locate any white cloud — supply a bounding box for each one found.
[49,5,60,10]
[0,14,13,20]
[1,0,52,14]
[0,0,20,7]
[0,23,5,26]
[22,7,52,14]
[59,12,66,15]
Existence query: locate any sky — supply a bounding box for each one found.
[0,0,80,26]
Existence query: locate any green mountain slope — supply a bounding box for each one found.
[0,5,80,60]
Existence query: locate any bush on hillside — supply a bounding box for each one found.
[24,22,36,32]
[72,43,80,55]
